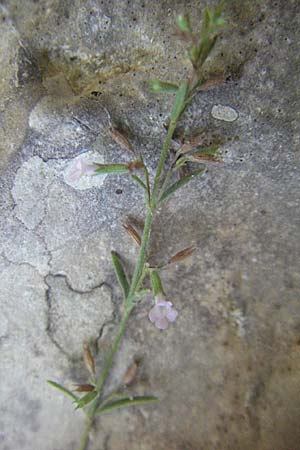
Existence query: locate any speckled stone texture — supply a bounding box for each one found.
[0,1,300,449]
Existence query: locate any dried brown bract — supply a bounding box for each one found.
[109,127,134,153]
[177,142,194,155]
[123,360,139,385]
[169,246,196,264]
[122,223,141,246]
[188,154,221,163]
[73,384,95,392]
[127,160,144,172]
[83,343,95,377]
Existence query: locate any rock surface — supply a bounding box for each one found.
[1,1,300,449]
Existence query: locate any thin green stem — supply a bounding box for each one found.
[157,163,173,203]
[78,77,186,450]
[151,120,178,206]
[77,121,179,450]
[135,264,149,293]
[96,306,133,393]
[128,207,154,296]
[77,417,93,450]
[78,306,133,450]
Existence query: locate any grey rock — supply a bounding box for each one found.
[49,231,113,291]
[0,213,50,275]
[0,266,83,450]
[46,274,114,356]
[11,157,55,230]
[1,0,300,449]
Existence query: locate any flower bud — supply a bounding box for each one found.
[150,271,165,297]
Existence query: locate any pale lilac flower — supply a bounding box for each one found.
[66,158,96,183]
[148,296,178,330]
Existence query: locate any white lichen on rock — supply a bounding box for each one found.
[211,104,239,122]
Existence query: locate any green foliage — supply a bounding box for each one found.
[175,145,221,167]
[150,270,165,297]
[181,2,225,75]
[95,395,159,416]
[193,145,221,156]
[140,155,151,202]
[201,3,225,37]
[159,168,206,203]
[170,81,189,124]
[47,380,79,401]
[94,163,129,174]
[131,174,148,191]
[176,13,192,33]
[149,79,179,93]
[111,251,130,298]
[74,391,98,410]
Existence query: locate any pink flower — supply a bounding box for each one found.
[66,158,96,183]
[148,296,178,330]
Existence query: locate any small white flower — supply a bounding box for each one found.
[66,158,96,183]
[148,296,178,330]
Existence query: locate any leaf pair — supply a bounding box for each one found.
[47,381,158,415]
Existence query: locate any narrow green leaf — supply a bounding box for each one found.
[111,251,130,298]
[192,145,220,156]
[188,45,200,65]
[202,8,211,36]
[149,79,179,94]
[94,163,129,174]
[197,35,218,68]
[140,155,151,203]
[176,13,192,33]
[74,391,98,410]
[47,380,79,401]
[100,392,133,408]
[95,395,159,416]
[159,168,205,203]
[174,156,189,168]
[170,81,189,124]
[131,174,147,191]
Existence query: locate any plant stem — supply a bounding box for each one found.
[128,207,154,296]
[96,306,133,393]
[151,120,177,205]
[77,417,92,450]
[77,306,133,450]
[78,86,183,450]
[129,118,180,294]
